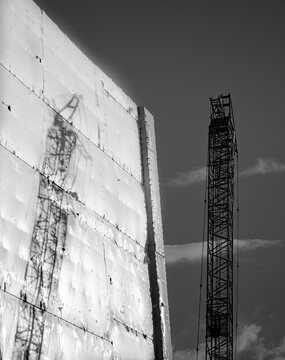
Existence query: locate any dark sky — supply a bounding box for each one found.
[33,1,285,358]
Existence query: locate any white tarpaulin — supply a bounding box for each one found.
[0,0,171,358]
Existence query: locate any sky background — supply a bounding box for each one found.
[33,1,285,359]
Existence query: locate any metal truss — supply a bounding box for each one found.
[206,94,237,360]
[13,96,79,359]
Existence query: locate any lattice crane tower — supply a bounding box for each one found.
[206,94,237,360]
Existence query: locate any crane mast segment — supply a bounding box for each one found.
[206,94,237,360]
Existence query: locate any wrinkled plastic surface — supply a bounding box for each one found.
[0,0,171,358]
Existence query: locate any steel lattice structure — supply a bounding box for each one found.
[13,96,79,359]
[206,94,237,360]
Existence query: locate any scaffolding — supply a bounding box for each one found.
[206,94,237,360]
[13,96,79,359]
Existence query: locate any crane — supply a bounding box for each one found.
[205,94,237,360]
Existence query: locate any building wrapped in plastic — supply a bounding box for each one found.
[0,0,172,358]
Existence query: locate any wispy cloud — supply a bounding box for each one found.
[236,238,281,251]
[240,158,285,177]
[174,323,285,360]
[165,242,203,264]
[166,158,285,188]
[165,239,281,265]
[173,345,205,360]
[237,323,261,352]
[166,166,206,187]
[237,323,285,360]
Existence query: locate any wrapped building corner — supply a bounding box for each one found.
[0,0,172,358]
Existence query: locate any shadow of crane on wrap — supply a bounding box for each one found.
[13,95,91,359]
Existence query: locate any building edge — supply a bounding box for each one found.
[138,106,173,359]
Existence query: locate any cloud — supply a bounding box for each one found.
[237,323,261,352]
[237,238,281,252]
[165,242,203,264]
[165,239,281,265]
[237,323,285,360]
[166,166,206,187]
[173,344,205,360]
[166,158,285,188]
[173,349,193,360]
[174,324,285,360]
[240,158,285,177]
